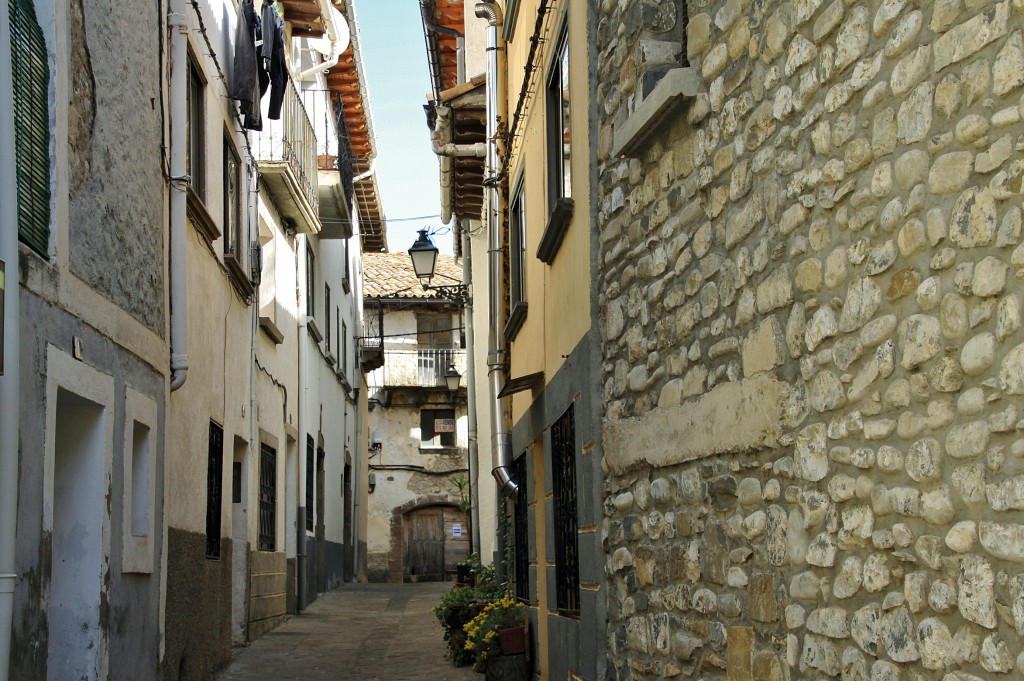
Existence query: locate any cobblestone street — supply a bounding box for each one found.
[216,583,479,681]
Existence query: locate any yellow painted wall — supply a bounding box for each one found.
[504,0,592,424]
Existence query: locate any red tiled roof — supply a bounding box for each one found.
[363,251,463,300]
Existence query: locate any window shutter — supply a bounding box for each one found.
[11,0,51,258]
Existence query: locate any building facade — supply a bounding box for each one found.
[1,0,377,679]
[362,252,474,583]
[597,2,1024,680]
[163,0,376,677]
[420,0,606,677]
[7,0,168,678]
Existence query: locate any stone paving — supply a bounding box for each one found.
[216,582,479,681]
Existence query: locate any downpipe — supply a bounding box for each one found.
[460,221,482,555]
[295,0,349,82]
[0,0,20,677]
[169,0,189,391]
[474,0,516,498]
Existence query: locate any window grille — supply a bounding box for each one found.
[259,443,277,551]
[206,421,224,559]
[551,403,579,614]
[513,453,529,601]
[11,0,51,258]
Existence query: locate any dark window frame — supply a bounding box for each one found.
[513,453,530,601]
[551,403,579,615]
[505,178,528,340]
[186,54,206,201]
[306,245,316,319]
[545,22,571,211]
[324,283,332,353]
[223,135,243,258]
[258,442,277,551]
[420,408,456,449]
[341,318,348,376]
[206,421,224,559]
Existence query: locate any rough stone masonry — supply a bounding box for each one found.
[596,1,1024,679]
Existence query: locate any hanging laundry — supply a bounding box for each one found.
[262,1,288,121]
[230,0,262,131]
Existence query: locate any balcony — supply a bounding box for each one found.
[378,348,466,389]
[253,80,320,234]
[359,304,384,372]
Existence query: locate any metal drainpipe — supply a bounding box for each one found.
[296,235,308,608]
[460,220,481,555]
[295,0,349,82]
[169,0,189,391]
[474,0,516,498]
[0,0,20,676]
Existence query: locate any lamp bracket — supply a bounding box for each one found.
[421,283,469,303]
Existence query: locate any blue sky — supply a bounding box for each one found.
[354,0,456,255]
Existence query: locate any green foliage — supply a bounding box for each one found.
[463,593,527,671]
[434,564,508,667]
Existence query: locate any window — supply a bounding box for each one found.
[420,409,456,448]
[259,442,277,551]
[506,181,528,339]
[537,24,575,264]
[123,388,157,574]
[306,245,316,319]
[187,57,206,199]
[223,137,242,257]
[206,421,224,559]
[513,453,529,601]
[341,320,348,375]
[546,25,571,208]
[341,238,351,293]
[418,314,455,386]
[510,182,526,307]
[551,404,579,614]
[12,0,51,258]
[324,284,332,353]
[305,435,315,533]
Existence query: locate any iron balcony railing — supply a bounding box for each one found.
[252,79,319,216]
[380,348,467,388]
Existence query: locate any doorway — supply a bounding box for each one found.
[48,388,106,681]
[230,437,248,643]
[402,505,469,582]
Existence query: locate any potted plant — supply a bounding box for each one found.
[463,594,529,678]
[433,584,484,666]
[434,570,504,667]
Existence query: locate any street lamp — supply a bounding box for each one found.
[407,229,469,302]
[444,363,462,392]
[408,228,439,283]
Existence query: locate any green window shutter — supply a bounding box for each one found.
[11,0,50,258]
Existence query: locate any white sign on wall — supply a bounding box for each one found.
[435,418,456,433]
[452,523,462,537]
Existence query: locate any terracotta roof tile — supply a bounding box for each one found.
[363,251,463,300]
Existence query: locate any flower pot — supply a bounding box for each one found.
[497,625,527,656]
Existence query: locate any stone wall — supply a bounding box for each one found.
[597,1,1024,679]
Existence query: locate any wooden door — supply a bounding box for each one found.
[404,508,445,582]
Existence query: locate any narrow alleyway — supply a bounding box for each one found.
[216,583,478,681]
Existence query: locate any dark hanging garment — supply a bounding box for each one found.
[230,0,262,130]
[262,3,288,120]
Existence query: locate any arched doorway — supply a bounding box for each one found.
[402,505,470,582]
